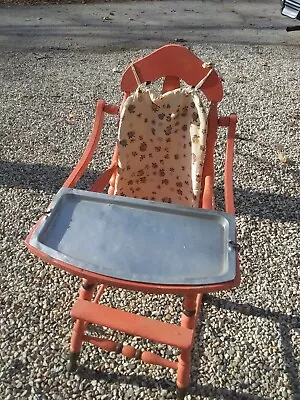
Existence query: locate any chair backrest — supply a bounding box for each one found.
[114,86,209,206]
[112,45,224,207]
[121,44,223,102]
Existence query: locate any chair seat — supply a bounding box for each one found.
[29,188,237,286]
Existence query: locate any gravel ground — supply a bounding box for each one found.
[0,42,299,400]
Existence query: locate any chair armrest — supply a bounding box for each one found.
[224,114,238,215]
[63,100,106,189]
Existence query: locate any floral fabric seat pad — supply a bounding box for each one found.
[114,87,208,207]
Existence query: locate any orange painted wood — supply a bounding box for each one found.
[70,286,94,356]
[195,293,203,317]
[180,295,198,331]
[89,163,117,193]
[70,319,85,353]
[83,335,177,369]
[200,102,219,208]
[202,176,214,210]
[175,294,203,389]
[84,336,117,352]
[140,351,177,369]
[204,102,218,179]
[121,44,223,102]
[176,348,191,390]
[218,116,230,127]
[224,114,238,215]
[103,104,119,115]
[162,76,180,93]
[109,145,119,192]
[93,284,106,303]
[63,100,105,189]
[71,300,193,350]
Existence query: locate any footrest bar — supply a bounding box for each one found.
[71,299,193,350]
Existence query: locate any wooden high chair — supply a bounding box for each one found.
[25,44,240,399]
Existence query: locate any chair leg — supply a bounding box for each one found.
[176,386,188,400]
[176,348,191,399]
[176,295,197,398]
[67,348,80,372]
[67,279,95,372]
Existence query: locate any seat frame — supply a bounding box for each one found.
[25,45,240,399]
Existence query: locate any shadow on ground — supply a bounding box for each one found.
[73,295,299,400]
[1,159,299,223]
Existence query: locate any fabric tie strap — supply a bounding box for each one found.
[131,62,213,91]
[194,64,214,91]
[131,63,142,87]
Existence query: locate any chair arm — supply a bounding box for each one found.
[224,114,238,215]
[63,100,106,189]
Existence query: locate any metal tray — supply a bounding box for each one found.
[29,188,237,285]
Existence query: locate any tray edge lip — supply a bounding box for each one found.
[29,187,237,286]
[38,187,236,223]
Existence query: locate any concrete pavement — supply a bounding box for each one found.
[0,0,299,52]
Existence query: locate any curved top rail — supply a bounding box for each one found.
[121,44,223,102]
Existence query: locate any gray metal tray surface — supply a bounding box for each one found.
[29,188,237,285]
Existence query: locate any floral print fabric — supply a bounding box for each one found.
[114,87,208,207]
